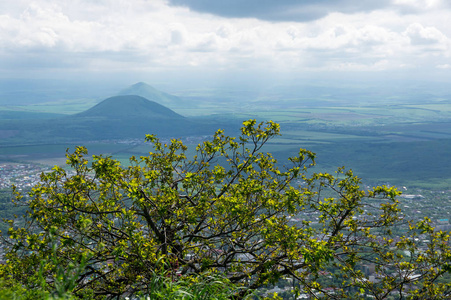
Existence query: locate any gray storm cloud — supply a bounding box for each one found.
[167,0,392,21]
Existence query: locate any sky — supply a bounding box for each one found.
[1,0,450,89]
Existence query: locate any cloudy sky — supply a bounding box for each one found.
[1,0,450,87]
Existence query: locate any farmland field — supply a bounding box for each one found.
[1,97,450,189]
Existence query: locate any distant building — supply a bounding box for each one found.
[400,194,424,200]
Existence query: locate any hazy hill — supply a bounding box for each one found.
[118,82,184,108]
[61,95,198,139]
[77,95,184,119]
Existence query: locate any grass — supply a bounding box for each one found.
[258,136,451,189]
[13,98,100,115]
[3,124,450,190]
[277,130,375,141]
[403,104,451,112]
[1,97,450,190]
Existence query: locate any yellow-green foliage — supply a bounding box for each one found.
[2,120,451,299]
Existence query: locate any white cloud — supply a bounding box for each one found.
[404,23,448,45]
[0,0,450,78]
[436,64,451,69]
[394,0,449,12]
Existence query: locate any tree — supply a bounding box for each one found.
[2,120,451,299]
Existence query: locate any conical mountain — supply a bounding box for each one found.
[118,82,183,108]
[67,95,193,140]
[77,95,183,119]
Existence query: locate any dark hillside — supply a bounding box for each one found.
[76,95,183,119]
[58,95,202,140]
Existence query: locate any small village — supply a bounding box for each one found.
[2,161,451,226]
[0,163,52,190]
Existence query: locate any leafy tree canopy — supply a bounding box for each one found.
[2,120,451,299]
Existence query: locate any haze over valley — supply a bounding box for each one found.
[0,79,450,189]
